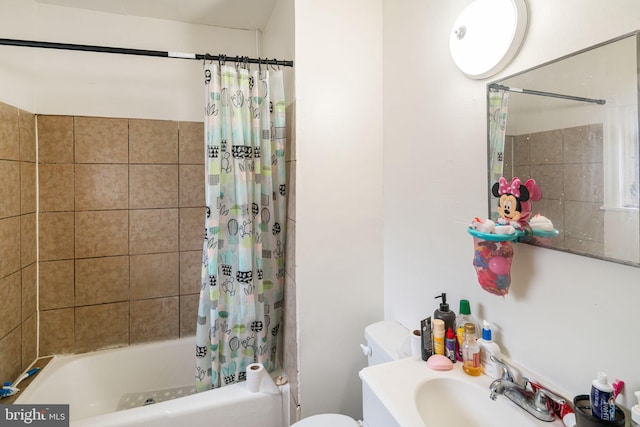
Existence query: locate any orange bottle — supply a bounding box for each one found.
[462,323,482,376]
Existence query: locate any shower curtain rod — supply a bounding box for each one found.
[0,37,294,67]
[489,83,605,105]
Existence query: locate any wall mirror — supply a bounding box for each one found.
[487,32,640,267]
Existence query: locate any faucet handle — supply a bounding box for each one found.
[533,386,566,412]
[491,356,515,382]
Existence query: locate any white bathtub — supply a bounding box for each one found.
[15,337,288,427]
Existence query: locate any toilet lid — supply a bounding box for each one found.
[291,414,357,427]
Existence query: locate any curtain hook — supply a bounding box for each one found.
[235,56,241,71]
[243,56,249,70]
[219,54,226,68]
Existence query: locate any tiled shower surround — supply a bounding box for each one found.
[0,100,298,408]
[504,123,605,255]
[0,103,207,381]
[36,115,206,355]
[0,103,37,385]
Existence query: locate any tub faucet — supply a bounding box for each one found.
[488,357,563,422]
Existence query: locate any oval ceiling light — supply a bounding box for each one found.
[449,0,528,79]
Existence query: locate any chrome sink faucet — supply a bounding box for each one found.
[488,356,564,422]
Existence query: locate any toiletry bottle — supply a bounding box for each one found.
[455,299,478,361]
[462,323,482,376]
[478,320,502,378]
[432,319,445,356]
[631,391,640,427]
[445,327,457,363]
[434,293,456,333]
[420,317,432,361]
[590,372,615,421]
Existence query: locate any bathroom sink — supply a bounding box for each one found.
[360,357,565,427]
[415,377,542,427]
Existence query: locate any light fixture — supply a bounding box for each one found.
[449,0,528,79]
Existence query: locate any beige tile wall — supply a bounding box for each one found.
[0,102,37,383]
[504,123,604,255]
[37,115,204,356]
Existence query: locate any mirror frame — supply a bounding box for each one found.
[486,31,640,268]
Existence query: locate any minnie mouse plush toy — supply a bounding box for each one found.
[491,176,541,229]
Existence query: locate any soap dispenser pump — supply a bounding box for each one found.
[434,293,456,333]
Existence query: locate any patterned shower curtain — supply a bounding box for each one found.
[195,63,287,391]
[488,89,509,221]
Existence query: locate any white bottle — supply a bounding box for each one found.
[630,390,640,427]
[478,320,502,378]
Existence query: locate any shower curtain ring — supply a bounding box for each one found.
[219,54,226,67]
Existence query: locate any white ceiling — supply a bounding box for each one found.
[35,0,278,30]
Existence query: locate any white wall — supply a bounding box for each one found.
[262,0,295,106]
[295,0,384,419]
[0,0,258,121]
[383,0,640,412]
[0,0,38,111]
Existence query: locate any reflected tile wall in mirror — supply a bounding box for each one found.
[504,124,604,256]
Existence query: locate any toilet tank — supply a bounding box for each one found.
[362,320,411,366]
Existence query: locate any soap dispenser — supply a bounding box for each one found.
[434,293,456,333]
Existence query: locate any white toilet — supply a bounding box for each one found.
[290,320,410,427]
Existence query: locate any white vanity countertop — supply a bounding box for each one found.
[359,357,566,427]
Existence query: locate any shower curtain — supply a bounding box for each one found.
[195,62,287,391]
[488,89,509,220]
